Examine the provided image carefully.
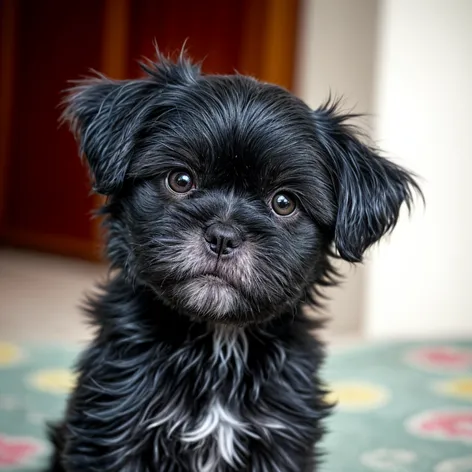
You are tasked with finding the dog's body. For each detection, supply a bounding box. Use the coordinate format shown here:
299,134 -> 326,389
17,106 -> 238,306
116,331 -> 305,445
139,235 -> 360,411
48,278 -> 326,472
48,52 -> 420,471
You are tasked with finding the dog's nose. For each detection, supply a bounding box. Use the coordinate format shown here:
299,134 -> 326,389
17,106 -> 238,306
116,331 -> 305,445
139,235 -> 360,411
204,223 -> 242,256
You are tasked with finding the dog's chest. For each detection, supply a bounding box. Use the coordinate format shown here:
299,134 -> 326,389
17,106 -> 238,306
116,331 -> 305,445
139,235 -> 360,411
179,400 -> 250,471
146,326 -> 285,471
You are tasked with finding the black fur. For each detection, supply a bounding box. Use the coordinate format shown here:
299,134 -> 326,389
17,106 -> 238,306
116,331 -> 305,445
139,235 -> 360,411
48,51 -> 421,471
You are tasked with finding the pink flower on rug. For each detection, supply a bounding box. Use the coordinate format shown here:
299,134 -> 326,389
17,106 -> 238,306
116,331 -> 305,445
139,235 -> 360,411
407,409 -> 472,443
0,434 -> 44,467
405,346 -> 472,372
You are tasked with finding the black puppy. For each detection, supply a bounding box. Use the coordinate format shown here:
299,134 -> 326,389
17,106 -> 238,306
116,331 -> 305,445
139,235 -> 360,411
47,51 -> 420,471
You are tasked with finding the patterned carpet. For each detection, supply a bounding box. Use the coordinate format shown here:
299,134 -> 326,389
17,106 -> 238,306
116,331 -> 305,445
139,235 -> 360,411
0,340 -> 471,471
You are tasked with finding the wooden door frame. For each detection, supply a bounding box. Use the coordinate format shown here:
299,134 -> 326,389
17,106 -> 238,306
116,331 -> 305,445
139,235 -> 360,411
239,0 -> 300,91
0,0 -> 130,261
0,0 -> 16,233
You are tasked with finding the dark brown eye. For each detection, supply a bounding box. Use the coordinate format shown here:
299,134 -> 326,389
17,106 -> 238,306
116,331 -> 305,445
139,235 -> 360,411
272,193 -> 296,216
167,170 -> 194,194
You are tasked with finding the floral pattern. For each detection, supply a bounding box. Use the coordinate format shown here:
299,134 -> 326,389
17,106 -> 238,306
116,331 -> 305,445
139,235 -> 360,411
407,409 -> 472,443
435,378 -> 472,402
435,455 -> 472,472
1,341 -> 472,470
27,368 -> 77,394
406,347 -> 472,373
0,344 -> 23,368
360,448 -> 417,470
0,434 -> 44,468
326,381 -> 390,411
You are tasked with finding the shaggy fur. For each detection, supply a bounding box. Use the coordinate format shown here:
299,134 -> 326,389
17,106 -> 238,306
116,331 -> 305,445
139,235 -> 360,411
47,51 -> 421,471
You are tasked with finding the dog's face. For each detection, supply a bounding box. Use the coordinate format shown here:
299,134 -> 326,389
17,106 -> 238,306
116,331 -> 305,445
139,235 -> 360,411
64,54 -> 419,325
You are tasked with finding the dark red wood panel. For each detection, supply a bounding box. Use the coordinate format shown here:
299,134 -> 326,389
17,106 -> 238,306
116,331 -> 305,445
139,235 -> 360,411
127,0 -> 246,78
4,0 -> 104,240
1,0 -> 299,260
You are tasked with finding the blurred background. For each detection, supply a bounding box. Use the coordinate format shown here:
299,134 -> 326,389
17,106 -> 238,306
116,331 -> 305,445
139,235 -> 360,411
1,2 -> 472,470
0,0 -> 471,344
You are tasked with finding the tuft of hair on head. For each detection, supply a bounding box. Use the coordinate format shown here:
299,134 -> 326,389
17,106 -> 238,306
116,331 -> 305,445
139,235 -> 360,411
139,42 -> 201,86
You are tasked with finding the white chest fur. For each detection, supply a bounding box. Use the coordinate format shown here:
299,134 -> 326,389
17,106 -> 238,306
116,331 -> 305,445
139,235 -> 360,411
184,326 -> 251,471
147,326 -> 282,471
182,400 -> 252,471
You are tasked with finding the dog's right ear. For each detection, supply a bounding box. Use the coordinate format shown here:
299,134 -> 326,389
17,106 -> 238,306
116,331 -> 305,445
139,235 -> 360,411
62,53 -> 200,194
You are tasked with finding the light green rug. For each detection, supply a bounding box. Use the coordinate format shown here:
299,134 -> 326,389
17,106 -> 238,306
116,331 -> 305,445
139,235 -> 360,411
0,340 -> 471,471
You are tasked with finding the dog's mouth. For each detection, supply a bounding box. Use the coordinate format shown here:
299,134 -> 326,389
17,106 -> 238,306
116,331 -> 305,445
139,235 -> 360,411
170,270 -> 243,294
189,271 -> 239,290
198,273 -> 229,283
169,271 -> 250,320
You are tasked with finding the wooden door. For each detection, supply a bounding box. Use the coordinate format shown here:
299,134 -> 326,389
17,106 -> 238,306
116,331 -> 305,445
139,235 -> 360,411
0,0 -> 105,259
0,0 -> 300,261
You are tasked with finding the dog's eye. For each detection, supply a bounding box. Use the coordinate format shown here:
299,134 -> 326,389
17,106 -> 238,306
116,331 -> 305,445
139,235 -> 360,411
167,170 -> 195,194
272,193 -> 297,216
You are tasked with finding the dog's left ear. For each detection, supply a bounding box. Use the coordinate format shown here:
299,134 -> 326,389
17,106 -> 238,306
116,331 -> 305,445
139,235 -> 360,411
313,101 -> 422,263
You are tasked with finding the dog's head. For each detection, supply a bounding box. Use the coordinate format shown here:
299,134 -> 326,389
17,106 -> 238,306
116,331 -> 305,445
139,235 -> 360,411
64,53 -> 420,325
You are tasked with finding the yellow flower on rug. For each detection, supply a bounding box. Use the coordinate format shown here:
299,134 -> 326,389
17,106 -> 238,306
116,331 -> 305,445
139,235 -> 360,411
326,381 -> 390,411
0,342 -> 23,367
435,377 -> 472,401
27,369 -> 77,394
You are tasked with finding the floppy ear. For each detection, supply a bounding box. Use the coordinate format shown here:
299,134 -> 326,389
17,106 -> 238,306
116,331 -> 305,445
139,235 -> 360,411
313,100 -> 422,263
62,53 -> 200,194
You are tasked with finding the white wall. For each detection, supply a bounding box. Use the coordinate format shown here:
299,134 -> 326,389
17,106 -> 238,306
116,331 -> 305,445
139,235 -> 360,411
366,0 -> 472,338
295,0 -> 378,335
296,0 -> 472,339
